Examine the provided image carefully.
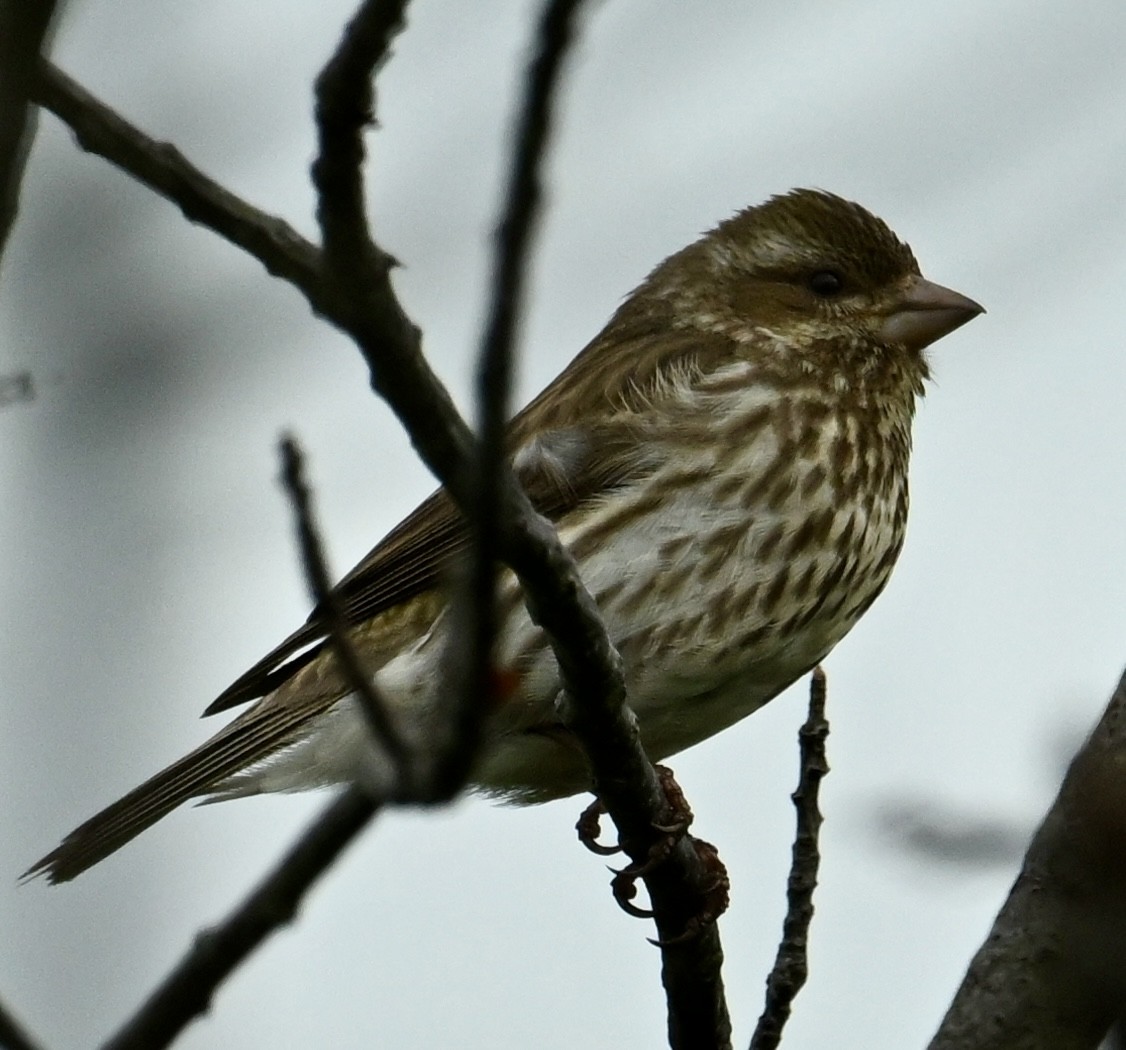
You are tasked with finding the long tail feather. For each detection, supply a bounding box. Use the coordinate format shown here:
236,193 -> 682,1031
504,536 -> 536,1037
23,696 -> 335,884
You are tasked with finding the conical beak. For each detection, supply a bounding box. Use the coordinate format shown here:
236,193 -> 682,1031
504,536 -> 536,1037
878,275 -> 984,351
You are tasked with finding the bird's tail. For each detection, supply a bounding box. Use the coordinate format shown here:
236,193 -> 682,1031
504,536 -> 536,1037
23,695 -> 335,884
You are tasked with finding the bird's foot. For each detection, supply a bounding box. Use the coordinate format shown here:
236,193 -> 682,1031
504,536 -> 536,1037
578,765 -> 729,940
576,796 -> 622,856
648,837 -> 729,946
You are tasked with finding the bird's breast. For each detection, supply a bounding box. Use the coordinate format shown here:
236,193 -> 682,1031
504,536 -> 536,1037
500,396 -> 909,755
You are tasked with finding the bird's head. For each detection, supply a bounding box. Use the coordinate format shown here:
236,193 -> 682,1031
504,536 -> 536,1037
643,188 -> 983,393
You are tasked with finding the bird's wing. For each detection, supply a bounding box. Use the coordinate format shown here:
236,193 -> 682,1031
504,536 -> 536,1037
22,414 -> 660,884
203,486 -> 460,713
26,327 -> 739,883
204,419 -> 656,715
208,321 -> 736,714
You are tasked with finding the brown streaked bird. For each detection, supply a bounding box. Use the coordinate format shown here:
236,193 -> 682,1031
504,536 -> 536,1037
27,189 -> 983,883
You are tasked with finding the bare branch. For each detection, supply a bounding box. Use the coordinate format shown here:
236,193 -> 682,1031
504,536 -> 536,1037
928,666 -> 1126,1050
456,0 -> 588,804
36,9 -> 732,1041
0,0 -> 61,267
279,435 -> 409,784
33,64 -> 324,291
309,1 -> 733,1039
750,667 -> 829,1050
100,787 -> 380,1050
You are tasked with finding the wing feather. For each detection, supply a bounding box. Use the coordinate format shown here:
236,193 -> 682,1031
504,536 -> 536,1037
26,321 -> 741,882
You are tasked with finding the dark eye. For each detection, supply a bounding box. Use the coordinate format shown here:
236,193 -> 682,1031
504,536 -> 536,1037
806,270 -> 845,297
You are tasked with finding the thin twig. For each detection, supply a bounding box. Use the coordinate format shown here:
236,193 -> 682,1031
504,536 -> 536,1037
279,435 -> 409,784
456,0 -> 587,801
0,996 -> 45,1050
34,64 -> 324,291
100,787 -> 379,1050
750,667 -> 830,1050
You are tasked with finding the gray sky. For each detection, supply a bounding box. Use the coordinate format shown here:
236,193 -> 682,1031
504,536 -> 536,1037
3,1 -> 1126,1047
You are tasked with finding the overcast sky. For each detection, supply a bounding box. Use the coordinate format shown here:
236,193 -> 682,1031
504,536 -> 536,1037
3,1 -> 1126,1048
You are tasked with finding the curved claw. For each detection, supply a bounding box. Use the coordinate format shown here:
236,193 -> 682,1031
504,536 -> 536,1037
577,769 -> 728,938
649,917 -> 706,948
611,868 -> 655,918
576,797 -> 623,856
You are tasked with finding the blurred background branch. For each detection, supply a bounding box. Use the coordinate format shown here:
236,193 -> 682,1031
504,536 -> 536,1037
0,371 -> 34,408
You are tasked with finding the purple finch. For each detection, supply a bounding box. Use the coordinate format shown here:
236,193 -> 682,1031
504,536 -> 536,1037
28,189 -> 982,882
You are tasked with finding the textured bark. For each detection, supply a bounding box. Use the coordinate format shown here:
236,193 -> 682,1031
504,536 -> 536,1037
929,668 -> 1126,1050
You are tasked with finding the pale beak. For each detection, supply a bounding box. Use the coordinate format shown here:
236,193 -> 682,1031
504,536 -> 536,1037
878,274 -> 985,351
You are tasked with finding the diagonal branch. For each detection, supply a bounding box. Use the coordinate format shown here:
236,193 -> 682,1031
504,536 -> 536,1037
34,64 -> 323,291
928,665 -> 1126,1050
0,0 -> 62,268
100,787 -> 380,1050
0,995 -> 46,1050
311,0 -> 733,1027
35,3 -> 732,1042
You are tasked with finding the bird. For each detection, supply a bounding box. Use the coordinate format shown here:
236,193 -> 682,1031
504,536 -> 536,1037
26,189 -> 983,883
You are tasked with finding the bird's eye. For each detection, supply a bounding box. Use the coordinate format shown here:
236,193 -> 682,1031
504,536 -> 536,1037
806,270 -> 845,297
